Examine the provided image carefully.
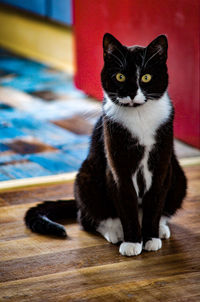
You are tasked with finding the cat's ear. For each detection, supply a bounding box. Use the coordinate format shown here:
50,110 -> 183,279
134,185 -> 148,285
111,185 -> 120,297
144,35 -> 168,66
103,33 -> 123,59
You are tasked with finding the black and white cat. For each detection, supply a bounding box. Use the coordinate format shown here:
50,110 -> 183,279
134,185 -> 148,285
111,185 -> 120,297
25,33 -> 187,256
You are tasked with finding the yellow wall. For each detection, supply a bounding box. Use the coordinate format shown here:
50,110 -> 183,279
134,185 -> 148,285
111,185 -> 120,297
0,5 -> 74,73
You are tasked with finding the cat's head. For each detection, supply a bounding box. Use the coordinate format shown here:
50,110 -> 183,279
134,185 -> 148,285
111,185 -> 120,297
101,33 -> 168,107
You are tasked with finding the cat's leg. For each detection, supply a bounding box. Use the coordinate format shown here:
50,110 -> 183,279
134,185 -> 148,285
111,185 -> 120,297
98,203 -> 143,248
102,121 -> 143,256
142,156 -> 186,250
163,155 -> 187,217
118,207 -> 143,256
96,175 -> 124,244
142,188 -> 168,252
95,174 -> 142,256
141,156 -> 174,251
75,160 -> 123,244
114,180 -> 142,256
139,211 -> 170,240
159,156 -> 187,239
102,162 -> 142,254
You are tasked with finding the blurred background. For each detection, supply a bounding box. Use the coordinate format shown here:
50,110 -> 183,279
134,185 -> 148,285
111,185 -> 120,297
0,0 -> 199,184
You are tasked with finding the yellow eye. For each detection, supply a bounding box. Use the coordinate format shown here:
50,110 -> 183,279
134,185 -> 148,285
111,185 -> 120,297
141,74 -> 152,83
116,73 -> 126,82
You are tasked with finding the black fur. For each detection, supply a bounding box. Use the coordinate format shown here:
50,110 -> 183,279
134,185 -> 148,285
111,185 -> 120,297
25,33 -> 187,253
25,200 -> 77,237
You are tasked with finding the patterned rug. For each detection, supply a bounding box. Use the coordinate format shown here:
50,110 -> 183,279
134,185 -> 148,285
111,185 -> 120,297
0,49 -> 101,182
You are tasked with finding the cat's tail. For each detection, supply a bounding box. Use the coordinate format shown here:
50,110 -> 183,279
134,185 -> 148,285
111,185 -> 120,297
24,199 -> 77,238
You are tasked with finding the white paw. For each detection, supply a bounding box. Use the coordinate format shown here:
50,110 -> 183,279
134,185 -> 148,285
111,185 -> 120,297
119,242 -> 142,256
144,238 -> 162,251
97,218 -> 124,244
159,224 -> 170,239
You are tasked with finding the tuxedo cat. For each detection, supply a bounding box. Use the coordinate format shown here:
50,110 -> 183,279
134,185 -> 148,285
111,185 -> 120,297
25,33 -> 187,256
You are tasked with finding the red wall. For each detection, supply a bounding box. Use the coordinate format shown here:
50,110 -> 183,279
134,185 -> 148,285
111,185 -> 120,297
74,0 -> 200,149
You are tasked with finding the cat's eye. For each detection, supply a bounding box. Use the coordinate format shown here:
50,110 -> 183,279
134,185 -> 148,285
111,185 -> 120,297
141,74 -> 152,83
116,73 -> 126,82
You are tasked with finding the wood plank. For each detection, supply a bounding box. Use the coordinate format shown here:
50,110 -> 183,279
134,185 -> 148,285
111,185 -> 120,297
0,182 -> 74,206
0,268 -> 199,302
0,237 -> 199,283
56,273 -> 200,302
0,226 -> 107,261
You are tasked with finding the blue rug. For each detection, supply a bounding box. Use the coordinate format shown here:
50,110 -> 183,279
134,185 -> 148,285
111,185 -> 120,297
0,50 -> 100,181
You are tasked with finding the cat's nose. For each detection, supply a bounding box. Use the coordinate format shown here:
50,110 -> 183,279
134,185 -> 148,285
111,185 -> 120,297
133,88 -> 146,104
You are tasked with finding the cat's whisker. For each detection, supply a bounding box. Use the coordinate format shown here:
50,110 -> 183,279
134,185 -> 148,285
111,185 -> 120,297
114,45 -> 127,67
83,114 -> 100,122
81,108 -> 100,116
143,48 -> 161,68
109,52 -> 125,68
80,109 -> 101,122
142,47 -> 148,67
146,93 -> 163,98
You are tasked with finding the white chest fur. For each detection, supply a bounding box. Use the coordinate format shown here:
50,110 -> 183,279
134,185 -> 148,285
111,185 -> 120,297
132,144 -> 153,201
103,92 -> 172,198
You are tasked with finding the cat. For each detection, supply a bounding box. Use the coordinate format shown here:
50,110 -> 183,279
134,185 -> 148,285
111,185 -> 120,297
25,33 -> 187,256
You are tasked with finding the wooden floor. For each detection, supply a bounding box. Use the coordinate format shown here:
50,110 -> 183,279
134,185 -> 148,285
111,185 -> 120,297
0,164 -> 200,302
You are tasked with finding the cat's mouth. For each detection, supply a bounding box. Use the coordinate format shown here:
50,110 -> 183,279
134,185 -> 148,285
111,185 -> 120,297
119,102 -> 145,107
116,96 -> 147,107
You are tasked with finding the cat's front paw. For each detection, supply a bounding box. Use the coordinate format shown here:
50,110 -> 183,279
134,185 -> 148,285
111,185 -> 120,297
144,238 -> 162,251
119,242 -> 142,256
